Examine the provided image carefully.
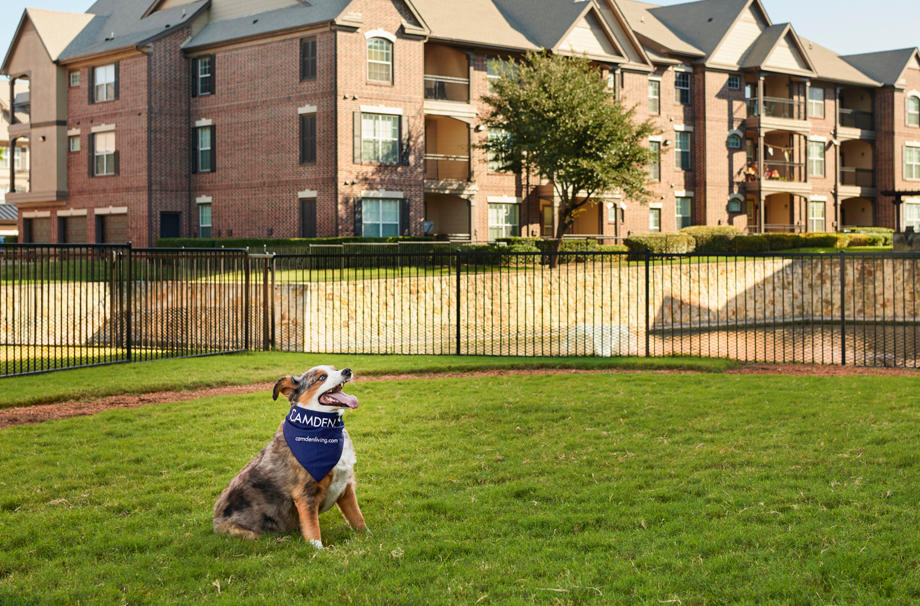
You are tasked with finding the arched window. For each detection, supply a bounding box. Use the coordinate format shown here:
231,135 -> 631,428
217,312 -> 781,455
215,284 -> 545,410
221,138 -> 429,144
727,194 -> 744,214
727,133 -> 742,149
907,95 -> 920,127
367,38 -> 393,83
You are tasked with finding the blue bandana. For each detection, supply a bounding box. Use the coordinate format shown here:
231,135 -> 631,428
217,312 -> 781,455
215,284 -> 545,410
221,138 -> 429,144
282,407 -> 345,482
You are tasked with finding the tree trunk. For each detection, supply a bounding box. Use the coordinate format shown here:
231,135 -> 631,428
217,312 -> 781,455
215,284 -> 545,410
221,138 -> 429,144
549,211 -> 572,269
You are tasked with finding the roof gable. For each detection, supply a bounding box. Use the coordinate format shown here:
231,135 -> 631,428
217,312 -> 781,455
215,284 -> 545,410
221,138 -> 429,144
554,5 -> 626,61
649,0 -> 761,58
709,1 -> 767,66
2,8 -> 94,72
740,23 -> 814,75
842,47 -> 920,86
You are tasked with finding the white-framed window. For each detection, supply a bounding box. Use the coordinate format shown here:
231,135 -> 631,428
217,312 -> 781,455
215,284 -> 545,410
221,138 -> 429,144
93,132 -> 115,176
675,71 -> 691,105
69,136 -> 80,152
727,74 -> 741,90
907,95 -> 920,127
808,200 -> 826,232
94,64 -> 115,102
367,38 -> 393,83
649,140 -> 661,181
196,126 -> 214,173
488,128 -> 510,172
905,201 -> 920,231
808,141 -> 826,177
196,56 -> 213,96
808,86 -> 825,119
361,113 -> 400,165
905,145 -> 920,180
649,208 -> 661,232
488,203 -> 519,241
14,146 -> 29,171
487,58 -> 515,91
69,70 -> 80,87
362,198 -> 399,237
606,71 -> 617,97
675,131 -> 692,171
727,195 -> 744,214
675,197 -> 692,229
198,202 -> 212,238
727,133 -> 742,149
648,79 -> 660,115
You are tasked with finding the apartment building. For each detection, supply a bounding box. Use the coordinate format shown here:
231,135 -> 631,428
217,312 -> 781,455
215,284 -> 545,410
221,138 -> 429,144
2,0 -> 919,244
0,84 -> 29,239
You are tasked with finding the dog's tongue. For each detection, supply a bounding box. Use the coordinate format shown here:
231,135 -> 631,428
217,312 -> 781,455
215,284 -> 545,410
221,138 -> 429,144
326,390 -> 359,409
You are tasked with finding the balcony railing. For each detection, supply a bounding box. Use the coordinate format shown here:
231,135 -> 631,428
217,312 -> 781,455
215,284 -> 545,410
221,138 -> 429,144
839,108 -> 874,130
840,167 -> 875,187
424,153 -> 471,181
762,160 -> 805,183
747,96 -> 806,120
424,75 -> 470,103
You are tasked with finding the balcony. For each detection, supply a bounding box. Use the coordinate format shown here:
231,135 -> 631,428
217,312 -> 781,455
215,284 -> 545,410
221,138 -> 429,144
425,153 -> 470,181
424,75 -> 470,103
424,115 -> 473,195
839,108 -> 874,131
762,160 -> 805,183
838,87 -> 875,138
747,96 -> 806,121
424,44 -> 470,104
840,167 -> 875,188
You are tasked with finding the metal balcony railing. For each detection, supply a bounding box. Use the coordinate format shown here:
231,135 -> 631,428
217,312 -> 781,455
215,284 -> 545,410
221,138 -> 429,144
424,75 -> 470,103
840,167 -> 875,187
747,96 -> 806,120
839,108 -> 875,130
762,160 -> 805,183
424,153 -> 471,181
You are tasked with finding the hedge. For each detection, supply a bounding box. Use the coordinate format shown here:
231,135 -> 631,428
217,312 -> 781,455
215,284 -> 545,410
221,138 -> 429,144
624,234 -> 696,256
156,236 -> 442,251
679,226 -> 743,253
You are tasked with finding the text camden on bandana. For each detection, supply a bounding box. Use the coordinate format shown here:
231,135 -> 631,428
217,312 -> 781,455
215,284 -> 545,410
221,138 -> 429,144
283,407 -> 345,482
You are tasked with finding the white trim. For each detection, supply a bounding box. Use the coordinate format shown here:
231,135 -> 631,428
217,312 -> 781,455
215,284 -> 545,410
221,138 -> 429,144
195,195 -> 212,204
673,65 -> 692,73
729,193 -> 744,201
808,135 -> 828,143
360,105 -> 403,116
674,190 -> 695,197
907,90 -> 920,98
298,104 -> 317,115
194,118 -> 213,128
648,75 -> 662,81
57,209 -> 87,217
361,190 -> 403,199
94,206 -> 127,215
67,128 -> 80,136
903,196 -> 920,204
22,211 -> 51,218
619,202 -> 627,211
727,128 -> 743,138
487,196 -> 521,204
90,123 -> 116,133
674,124 -> 694,132
907,141 -> 920,148
364,29 -> 396,43
649,202 -> 663,209
809,195 -> 828,202
649,135 -> 663,142
298,189 -> 318,199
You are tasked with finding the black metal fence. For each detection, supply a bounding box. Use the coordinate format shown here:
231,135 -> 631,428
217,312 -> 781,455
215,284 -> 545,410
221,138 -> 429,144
2,244 -> 919,377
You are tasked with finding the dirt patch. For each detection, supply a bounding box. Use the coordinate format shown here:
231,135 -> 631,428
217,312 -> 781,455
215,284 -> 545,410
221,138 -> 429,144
1,365 -> 916,430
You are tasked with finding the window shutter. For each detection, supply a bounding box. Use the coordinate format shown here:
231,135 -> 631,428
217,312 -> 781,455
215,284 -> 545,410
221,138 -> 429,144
400,116 -> 410,165
191,128 -> 198,173
300,115 -> 316,164
88,134 -> 95,177
114,61 -> 120,100
190,58 -> 198,98
208,54 -> 216,94
399,198 -> 410,236
300,38 -> 316,81
353,112 -> 362,164
299,116 -> 306,164
353,199 -> 363,236
209,126 -> 216,172
88,67 -> 95,104
114,150 -> 119,175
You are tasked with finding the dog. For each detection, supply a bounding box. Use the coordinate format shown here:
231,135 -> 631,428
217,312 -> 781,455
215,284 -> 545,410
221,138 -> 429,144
213,365 -> 367,549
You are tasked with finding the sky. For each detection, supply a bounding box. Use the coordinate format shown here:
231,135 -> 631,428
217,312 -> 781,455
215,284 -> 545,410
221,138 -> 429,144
0,0 -> 917,68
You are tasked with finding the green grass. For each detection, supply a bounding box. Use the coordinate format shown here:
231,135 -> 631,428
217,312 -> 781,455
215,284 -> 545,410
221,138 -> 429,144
1,373 -> 919,604
783,246 -> 892,254
0,352 -> 736,409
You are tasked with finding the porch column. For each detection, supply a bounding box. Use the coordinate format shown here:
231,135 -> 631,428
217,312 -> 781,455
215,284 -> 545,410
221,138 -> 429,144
758,130 -> 765,233
8,137 -> 15,194
757,74 -> 765,117
803,79 -> 810,120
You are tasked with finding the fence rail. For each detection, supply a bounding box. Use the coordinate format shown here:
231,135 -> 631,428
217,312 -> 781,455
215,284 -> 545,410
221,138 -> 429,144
2,244 -> 919,377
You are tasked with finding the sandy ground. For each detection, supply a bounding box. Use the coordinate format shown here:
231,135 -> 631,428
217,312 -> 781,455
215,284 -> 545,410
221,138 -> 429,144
1,364 -> 917,430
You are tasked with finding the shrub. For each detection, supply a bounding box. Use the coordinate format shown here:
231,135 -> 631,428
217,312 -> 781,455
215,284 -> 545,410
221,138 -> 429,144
846,233 -> 887,247
598,244 -> 628,253
680,225 -> 742,254
844,227 -> 893,246
730,235 -> 771,253
624,234 -> 696,257
802,233 -> 846,248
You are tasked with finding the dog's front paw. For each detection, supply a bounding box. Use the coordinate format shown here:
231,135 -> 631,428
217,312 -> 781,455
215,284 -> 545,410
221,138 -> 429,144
309,539 -> 324,550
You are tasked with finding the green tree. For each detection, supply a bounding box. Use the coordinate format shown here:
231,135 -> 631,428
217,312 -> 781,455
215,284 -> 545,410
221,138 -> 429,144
481,52 -> 654,261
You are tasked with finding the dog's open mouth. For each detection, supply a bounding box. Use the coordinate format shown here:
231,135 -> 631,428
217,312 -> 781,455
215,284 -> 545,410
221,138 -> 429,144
318,383 -> 359,409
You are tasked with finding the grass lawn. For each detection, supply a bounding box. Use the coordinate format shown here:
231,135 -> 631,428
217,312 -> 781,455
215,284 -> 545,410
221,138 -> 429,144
0,352 -> 736,409
1,372 -> 919,604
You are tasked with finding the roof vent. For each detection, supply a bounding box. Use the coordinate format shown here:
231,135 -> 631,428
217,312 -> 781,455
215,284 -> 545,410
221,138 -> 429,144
707,17 -> 713,23
253,18 -> 259,24
105,32 -> 115,41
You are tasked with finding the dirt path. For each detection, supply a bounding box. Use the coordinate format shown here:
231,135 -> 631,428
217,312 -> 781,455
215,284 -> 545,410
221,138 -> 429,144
1,365 -> 917,429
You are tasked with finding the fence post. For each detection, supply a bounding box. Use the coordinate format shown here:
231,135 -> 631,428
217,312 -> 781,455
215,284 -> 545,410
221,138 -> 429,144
645,251 -> 651,358
125,242 -> 133,362
244,249 -> 251,351
262,256 -> 270,351
455,250 -> 462,356
840,250 -> 846,366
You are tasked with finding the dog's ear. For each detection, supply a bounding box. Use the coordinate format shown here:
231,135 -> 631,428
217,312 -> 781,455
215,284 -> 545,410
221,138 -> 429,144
272,376 -> 301,401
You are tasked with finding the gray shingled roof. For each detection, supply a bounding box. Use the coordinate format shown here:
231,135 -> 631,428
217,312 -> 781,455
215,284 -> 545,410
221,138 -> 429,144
617,0 -> 704,58
802,38 -> 880,87
412,0 -> 538,50
58,0 -> 209,60
184,1 -> 350,50
491,0 -> 590,50
0,203 -> 18,222
739,23 -> 788,69
646,0 -> 751,57
842,48 -> 920,86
